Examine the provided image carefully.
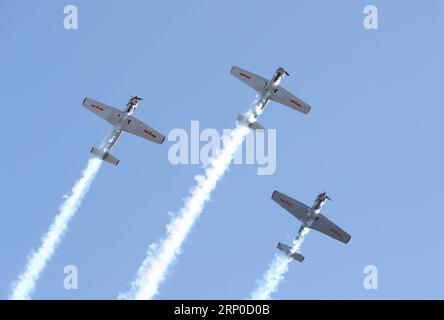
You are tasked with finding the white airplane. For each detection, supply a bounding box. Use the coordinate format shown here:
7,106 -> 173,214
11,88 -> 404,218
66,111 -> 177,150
272,191 -> 351,262
82,96 -> 165,165
231,66 -> 311,130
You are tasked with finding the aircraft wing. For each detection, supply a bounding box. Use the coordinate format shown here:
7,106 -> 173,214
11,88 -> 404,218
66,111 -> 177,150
270,86 -> 311,114
231,66 -> 268,92
272,190 -> 311,221
82,97 -> 123,126
121,115 -> 165,145
310,214 -> 351,244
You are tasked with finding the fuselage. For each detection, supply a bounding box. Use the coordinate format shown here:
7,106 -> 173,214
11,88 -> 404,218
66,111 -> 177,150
252,68 -> 287,119
103,98 -> 139,154
300,194 -> 327,228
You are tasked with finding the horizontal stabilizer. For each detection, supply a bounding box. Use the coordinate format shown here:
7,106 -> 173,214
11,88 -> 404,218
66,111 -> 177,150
90,147 -> 119,166
236,114 -> 264,131
277,242 -> 305,262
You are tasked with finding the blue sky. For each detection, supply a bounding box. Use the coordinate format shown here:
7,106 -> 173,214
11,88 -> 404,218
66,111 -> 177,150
1,0 -> 444,299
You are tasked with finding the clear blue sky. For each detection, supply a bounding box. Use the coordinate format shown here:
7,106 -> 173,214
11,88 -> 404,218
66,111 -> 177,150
1,0 -> 443,299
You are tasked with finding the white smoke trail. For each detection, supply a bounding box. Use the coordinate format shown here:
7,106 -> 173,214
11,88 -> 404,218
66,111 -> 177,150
120,119 -> 252,300
9,158 -> 102,300
250,228 -> 310,300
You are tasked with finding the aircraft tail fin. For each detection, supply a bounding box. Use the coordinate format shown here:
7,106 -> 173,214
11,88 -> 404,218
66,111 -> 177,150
277,242 -> 305,262
236,114 -> 264,131
90,147 -> 119,166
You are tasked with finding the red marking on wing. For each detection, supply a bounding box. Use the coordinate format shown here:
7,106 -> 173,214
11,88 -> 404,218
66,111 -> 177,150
330,228 -> 342,237
239,72 -> 251,80
280,198 -> 293,207
144,130 -> 157,139
91,104 -> 104,111
290,99 -> 302,107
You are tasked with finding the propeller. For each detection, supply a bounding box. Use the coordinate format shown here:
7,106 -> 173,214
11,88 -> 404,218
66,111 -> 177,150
279,66 -> 290,76
130,95 -> 144,101
319,192 -> 332,201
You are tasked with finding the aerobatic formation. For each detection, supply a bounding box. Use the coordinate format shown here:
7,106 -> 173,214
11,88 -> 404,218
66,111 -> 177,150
11,66 -> 350,300
232,66 -> 350,262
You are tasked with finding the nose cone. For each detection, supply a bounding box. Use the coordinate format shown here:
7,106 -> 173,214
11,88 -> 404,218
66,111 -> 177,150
277,67 -> 289,76
130,96 -> 144,103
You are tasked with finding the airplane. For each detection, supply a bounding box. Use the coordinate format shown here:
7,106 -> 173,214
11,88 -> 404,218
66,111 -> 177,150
272,190 -> 351,262
231,66 -> 312,130
82,96 -> 165,165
